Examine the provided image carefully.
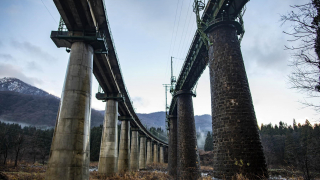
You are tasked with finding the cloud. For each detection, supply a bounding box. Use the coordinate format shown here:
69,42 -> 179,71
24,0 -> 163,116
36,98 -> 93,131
26,61 -> 42,72
0,54 -> 15,61
5,4 -> 21,16
11,40 -> 56,62
132,96 -> 149,108
0,63 -> 43,85
244,36 -> 289,70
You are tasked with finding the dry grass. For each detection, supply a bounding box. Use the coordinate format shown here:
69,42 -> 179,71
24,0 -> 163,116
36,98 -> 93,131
145,163 -> 168,171
90,161 -> 99,167
200,166 -> 213,171
3,161 -> 318,180
90,170 -> 171,180
89,162 -> 171,180
0,160 -> 46,180
4,172 -> 45,180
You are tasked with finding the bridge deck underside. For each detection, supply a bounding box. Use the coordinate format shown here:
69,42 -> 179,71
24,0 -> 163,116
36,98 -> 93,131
53,0 -> 167,145
169,0 -> 248,115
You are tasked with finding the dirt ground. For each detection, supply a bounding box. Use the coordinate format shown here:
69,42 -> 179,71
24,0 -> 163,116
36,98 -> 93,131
1,160 -> 318,180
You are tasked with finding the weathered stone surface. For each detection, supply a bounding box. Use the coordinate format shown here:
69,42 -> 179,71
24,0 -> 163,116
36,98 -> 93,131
168,115 -> 178,177
176,91 -> 200,180
146,139 -> 153,165
130,130 -> 139,171
139,135 -> 146,169
118,120 -> 130,172
45,42 -> 93,180
164,146 -> 168,163
153,143 -> 158,163
98,100 -> 118,176
208,24 -> 268,179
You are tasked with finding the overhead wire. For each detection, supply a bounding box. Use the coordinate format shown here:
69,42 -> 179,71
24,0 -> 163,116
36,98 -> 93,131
165,0 -> 182,83
40,0 -> 58,25
178,1 -> 197,59
167,0 -> 200,84
176,0 -> 193,62
172,0 -> 201,79
181,23 -> 198,61
171,0 -> 185,58
172,0 -> 194,80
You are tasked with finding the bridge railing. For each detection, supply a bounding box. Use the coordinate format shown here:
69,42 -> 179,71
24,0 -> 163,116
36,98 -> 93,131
100,0 -> 168,144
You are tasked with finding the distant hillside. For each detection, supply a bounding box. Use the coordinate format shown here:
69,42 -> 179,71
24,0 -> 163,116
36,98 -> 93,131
0,91 -> 58,126
0,77 -> 50,96
137,111 -> 166,129
99,110 -> 212,132
0,77 -> 212,132
0,91 -> 104,127
0,77 -> 104,128
137,112 -> 212,132
194,114 -> 212,132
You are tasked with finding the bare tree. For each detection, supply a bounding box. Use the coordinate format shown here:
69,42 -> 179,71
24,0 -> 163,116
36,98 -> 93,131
0,127 -> 10,165
13,133 -> 25,168
281,1 -> 320,112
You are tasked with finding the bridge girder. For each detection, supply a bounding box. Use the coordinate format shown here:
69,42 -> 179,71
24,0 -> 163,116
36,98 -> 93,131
52,0 -> 168,145
169,0 -> 248,115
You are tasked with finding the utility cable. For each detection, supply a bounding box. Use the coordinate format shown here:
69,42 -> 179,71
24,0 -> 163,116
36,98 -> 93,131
166,0 -> 181,82
171,0 -> 185,58
176,0 -> 193,61
170,0 -> 186,80
41,0 -> 58,25
179,1 -> 197,59
181,24 -> 197,60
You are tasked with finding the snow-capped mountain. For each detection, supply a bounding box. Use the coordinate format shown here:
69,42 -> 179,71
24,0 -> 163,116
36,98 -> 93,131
0,77 -> 104,127
0,77 -> 49,96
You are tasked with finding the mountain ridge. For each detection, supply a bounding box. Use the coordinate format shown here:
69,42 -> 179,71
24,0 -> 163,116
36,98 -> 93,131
0,77 -> 212,132
0,77 -> 51,97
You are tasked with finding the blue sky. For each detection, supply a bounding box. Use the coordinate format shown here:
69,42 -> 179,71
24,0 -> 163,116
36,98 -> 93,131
0,0 -> 318,126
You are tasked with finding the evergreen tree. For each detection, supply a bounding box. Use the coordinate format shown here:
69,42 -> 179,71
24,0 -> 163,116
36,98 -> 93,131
284,130 -> 297,165
90,125 -> 102,161
204,131 -> 213,151
293,119 -> 298,132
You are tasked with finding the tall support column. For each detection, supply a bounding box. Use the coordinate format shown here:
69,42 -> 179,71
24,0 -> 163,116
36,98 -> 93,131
175,90 -> 200,180
153,142 -> 158,163
45,42 -> 93,180
139,135 -> 147,170
160,145 -> 164,163
98,100 -> 118,176
117,119 -> 130,172
207,24 -> 268,179
129,129 -> 139,171
146,139 -> 153,165
164,146 -> 168,163
168,115 -> 178,177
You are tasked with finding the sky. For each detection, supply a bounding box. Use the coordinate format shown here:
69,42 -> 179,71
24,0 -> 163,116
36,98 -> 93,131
0,0 -> 318,127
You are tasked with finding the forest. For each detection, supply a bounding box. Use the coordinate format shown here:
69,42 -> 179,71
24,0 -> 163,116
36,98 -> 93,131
0,121 -> 168,166
202,120 -> 320,179
1,120 -> 320,179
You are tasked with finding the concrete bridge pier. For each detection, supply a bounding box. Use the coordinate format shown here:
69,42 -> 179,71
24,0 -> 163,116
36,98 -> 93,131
97,99 -> 119,176
139,135 -> 147,170
168,115 -> 178,177
153,142 -> 158,163
146,139 -> 153,165
45,42 -> 93,180
175,90 -> 200,180
117,117 -> 131,172
206,23 -> 268,179
159,145 -> 164,163
129,129 -> 139,171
